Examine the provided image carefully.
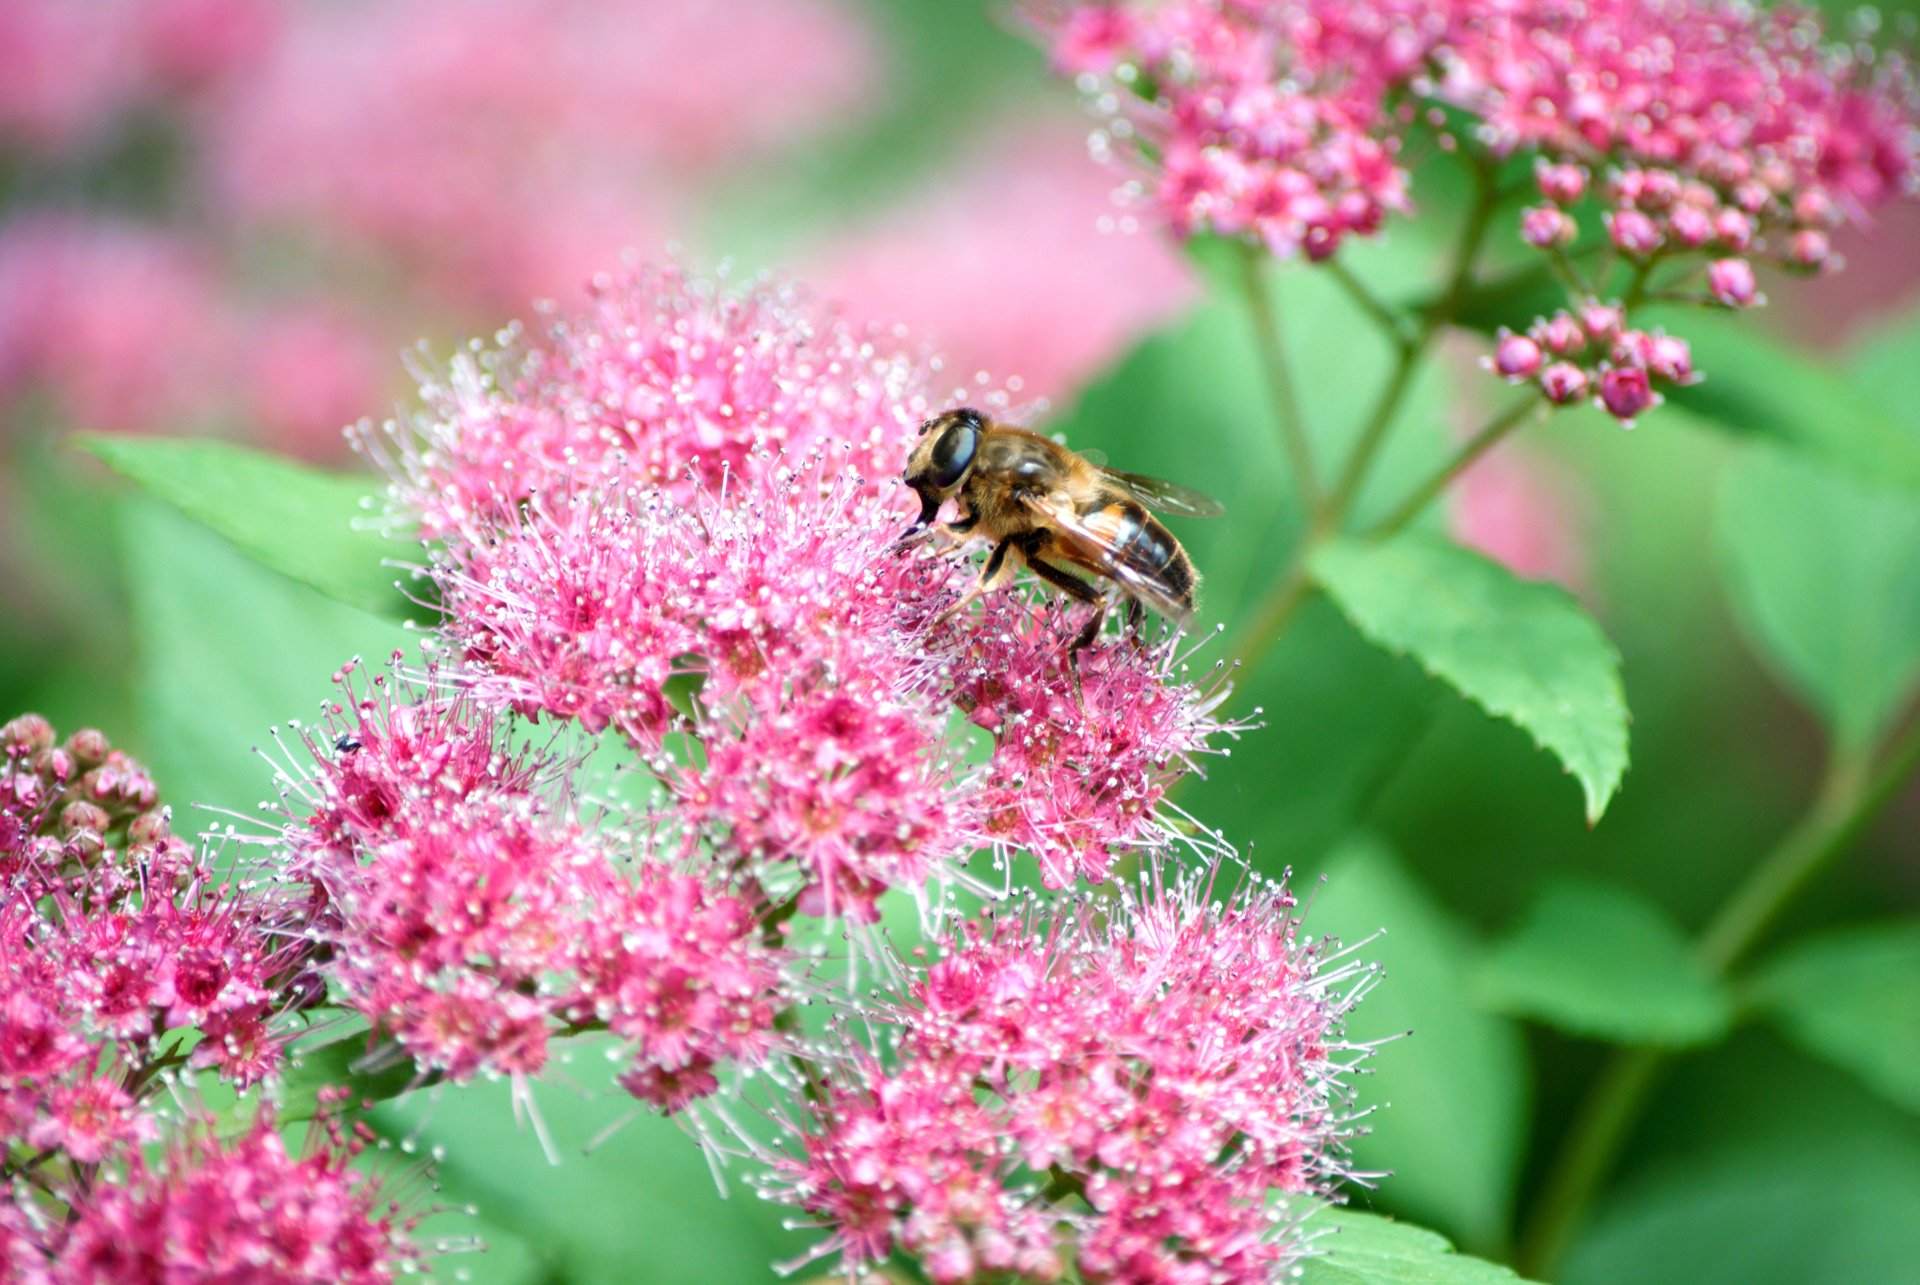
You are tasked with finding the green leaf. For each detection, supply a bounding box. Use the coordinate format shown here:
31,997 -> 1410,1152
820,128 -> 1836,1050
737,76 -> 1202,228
1562,1133 -> 1920,1285
278,1031 -> 435,1122
79,434 -> 418,621
1474,880 -> 1732,1046
117,497 -> 409,810
374,1051 -> 804,1284
1717,445 -> 1920,752
1306,839 -> 1530,1254
1286,1203 -> 1544,1285
1749,922 -> 1920,1117
1311,533 -> 1630,823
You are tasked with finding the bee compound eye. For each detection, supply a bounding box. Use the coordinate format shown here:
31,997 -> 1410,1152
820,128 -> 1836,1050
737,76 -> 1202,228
928,420 -> 979,489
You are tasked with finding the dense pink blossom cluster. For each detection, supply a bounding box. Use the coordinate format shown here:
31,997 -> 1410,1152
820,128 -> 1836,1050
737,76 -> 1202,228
43,1108 -> 417,1283
765,869 -> 1364,1283
0,715 -> 299,1120
1032,0 -> 1918,419
370,267 -> 1244,923
0,714 -> 422,1276
954,598 -> 1235,888
281,664 -> 788,1109
1034,0 -> 1423,260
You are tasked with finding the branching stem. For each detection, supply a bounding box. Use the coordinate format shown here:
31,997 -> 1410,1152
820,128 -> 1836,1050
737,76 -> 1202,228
1236,242 -> 1319,506
1517,717 -> 1920,1278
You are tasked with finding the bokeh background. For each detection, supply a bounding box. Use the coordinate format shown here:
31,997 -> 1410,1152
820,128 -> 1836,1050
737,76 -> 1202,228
5,2 -> 1920,1282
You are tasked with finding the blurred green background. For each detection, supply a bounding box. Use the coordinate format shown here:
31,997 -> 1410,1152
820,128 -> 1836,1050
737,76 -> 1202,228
7,1 -> 1920,1282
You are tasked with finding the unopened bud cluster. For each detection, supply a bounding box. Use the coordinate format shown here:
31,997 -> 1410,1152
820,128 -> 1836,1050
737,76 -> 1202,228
1,716 -> 417,1278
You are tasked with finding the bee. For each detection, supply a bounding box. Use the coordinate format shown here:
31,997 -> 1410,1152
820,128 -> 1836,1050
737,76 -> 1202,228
901,407 -> 1223,652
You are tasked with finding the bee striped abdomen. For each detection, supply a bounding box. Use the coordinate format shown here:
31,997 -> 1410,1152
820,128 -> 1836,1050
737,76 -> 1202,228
1082,494 -> 1197,615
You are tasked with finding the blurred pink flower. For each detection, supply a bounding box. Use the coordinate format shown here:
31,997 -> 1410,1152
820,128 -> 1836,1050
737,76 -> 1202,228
0,216 -> 228,436
809,119 -> 1195,400
133,0 -> 283,98
211,0 -> 879,316
53,1109 -> 419,1282
238,300 -> 391,460
0,0 -> 276,151
1449,443 -> 1588,591
0,0 -> 143,152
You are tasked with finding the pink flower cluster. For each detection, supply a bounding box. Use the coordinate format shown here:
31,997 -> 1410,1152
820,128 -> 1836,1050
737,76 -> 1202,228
1037,0 -> 1914,262
0,714 -> 420,1276
369,267 -> 1244,922
1035,0 -> 1424,259
1485,299 -> 1696,426
954,599 -> 1235,888
0,215 -> 386,454
279,664 -> 788,1111
0,0 -> 882,455
1,715 -> 299,1123
765,869 -> 1365,1283
0,0 -> 275,153
1034,0 -> 1918,419
209,0 -> 877,317
31,1107 -> 417,1283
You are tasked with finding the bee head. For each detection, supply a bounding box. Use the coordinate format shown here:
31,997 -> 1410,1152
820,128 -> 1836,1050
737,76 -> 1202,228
902,407 -> 983,529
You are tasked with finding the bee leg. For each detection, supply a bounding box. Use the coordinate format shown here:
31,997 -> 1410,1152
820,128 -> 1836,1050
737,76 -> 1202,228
1064,601 -> 1108,708
1124,597 -> 1146,642
933,538 -> 1022,628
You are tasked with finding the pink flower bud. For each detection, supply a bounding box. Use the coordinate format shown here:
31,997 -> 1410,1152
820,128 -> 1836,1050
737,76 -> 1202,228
1491,331 -> 1545,380
32,747 -> 74,783
65,728 -> 110,765
1599,366 -> 1656,422
1789,228 -> 1833,270
1639,169 -> 1681,210
1607,209 -> 1662,256
1536,161 -> 1588,204
1793,189 -> 1839,227
1646,334 -> 1696,383
1540,361 -> 1590,404
1668,204 -> 1713,248
1581,300 -> 1625,344
1734,179 -> 1771,213
1713,207 -> 1755,251
1612,168 -> 1648,204
1521,205 -> 1576,248
2,713 -> 54,754
1612,330 -> 1655,369
1535,312 -> 1587,356
1708,258 -> 1762,307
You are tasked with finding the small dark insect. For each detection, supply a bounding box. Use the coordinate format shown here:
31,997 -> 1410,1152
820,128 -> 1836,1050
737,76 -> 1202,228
334,734 -> 362,754
901,406 -> 1222,654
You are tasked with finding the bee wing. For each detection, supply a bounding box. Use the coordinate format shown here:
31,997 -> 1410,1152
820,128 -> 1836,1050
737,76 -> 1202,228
1019,492 -> 1193,622
1097,469 -> 1226,519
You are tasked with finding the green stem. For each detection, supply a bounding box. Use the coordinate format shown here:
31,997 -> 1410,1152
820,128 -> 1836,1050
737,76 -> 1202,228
1236,243 -> 1318,505
1326,258 -> 1414,349
1367,396 -> 1544,542
1228,159 -> 1507,693
1516,720 -> 1920,1278
1318,162 -> 1502,529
